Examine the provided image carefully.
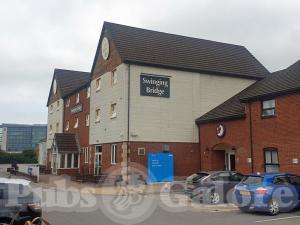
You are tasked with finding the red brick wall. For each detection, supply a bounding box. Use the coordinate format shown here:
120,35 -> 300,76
199,92 -> 300,175
250,93 -> 300,174
199,117 -> 252,175
64,87 -> 90,175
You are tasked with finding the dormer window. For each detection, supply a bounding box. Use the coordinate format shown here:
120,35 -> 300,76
49,125 -> 53,134
50,105 -> 53,114
56,122 -> 59,132
76,93 -> 80,104
74,117 -> 79,128
96,78 -> 101,91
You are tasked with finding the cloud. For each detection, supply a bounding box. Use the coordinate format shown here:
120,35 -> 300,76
0,0 -> 299,123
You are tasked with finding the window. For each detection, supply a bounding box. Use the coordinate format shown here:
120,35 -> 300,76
56,100 -> 60,110
289,176 -> 300,185
111,144 -> 117,164
66,98 -> 70,107
262,99 -> 275,117
96,78 -> 101,91
265,148 -> 279,172
56,123 -> 59,132
86,114 -> 90,126
74,117 -> 79,128
65,121 -> 69,131
73,154 -> 79,168
49,125 -> 53,134
95,109 -> 100,122
67,154 -> 72,168
87,86 -> 91,98
60,154 -> 65,168
83,147 -> 89,163
111,70 -> 117,86
138,148 -> 146,156
110,103 -> 117,118
273,176 -> 290,185
76,93 -> 80,104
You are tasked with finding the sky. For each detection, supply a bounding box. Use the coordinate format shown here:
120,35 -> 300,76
0,0 -> 300,124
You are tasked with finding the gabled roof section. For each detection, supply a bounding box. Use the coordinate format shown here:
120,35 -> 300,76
47,69 -> 90,106
196,83 -> 257,124
92,21 -> 269,79
53,133 -> 79,153
239,61 -> 300,102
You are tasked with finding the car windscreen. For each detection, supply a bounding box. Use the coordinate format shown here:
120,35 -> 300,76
192,173 -> 209,182
241,176 -> 263,185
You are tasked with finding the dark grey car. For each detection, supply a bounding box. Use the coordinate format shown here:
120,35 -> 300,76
190,171 -> 244,204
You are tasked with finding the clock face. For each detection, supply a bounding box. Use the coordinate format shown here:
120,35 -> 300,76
101,37 -> 110,60
217,124 -> 226,138
53,79 -> 57,94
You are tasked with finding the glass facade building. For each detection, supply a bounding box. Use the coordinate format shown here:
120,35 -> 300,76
1,124 -> 47,152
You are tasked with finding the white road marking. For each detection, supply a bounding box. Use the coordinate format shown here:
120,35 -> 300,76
255,215 -> 300,223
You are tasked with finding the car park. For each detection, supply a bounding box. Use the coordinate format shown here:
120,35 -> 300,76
0,178 -> 42,225
233,173 -> 300,215
189,171 -> 244,204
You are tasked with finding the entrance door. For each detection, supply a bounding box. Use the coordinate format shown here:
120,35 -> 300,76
225,152 -> 236,171
94,145 -> 102,176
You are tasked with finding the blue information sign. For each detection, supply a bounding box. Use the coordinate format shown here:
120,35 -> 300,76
147,153 -> 174,183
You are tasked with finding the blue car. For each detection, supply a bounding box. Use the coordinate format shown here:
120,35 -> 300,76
233,173 -> 300,215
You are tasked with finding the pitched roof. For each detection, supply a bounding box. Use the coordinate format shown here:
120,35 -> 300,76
54,133 -> 79,153
239,61 -> 300,102
47,69 -> 90,106
94,22 -> 269,79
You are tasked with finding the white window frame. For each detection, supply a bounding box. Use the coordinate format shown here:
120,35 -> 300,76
76,93 -> 80,104
96,78 -> 102,91
84,147 -> 89,164
59,153 -> 79,169
110,103 -> 117,119
87,86 -> 91,98
65,121 -> 69,131
74,117 -> 79,128
95,108 -> 101,122
86,114 -> 90,126
111,144 -> 117,164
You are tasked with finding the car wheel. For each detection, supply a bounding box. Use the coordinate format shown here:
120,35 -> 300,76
238,206 -> 250,213
268,199 -> 280,216
210,192 -> 221,204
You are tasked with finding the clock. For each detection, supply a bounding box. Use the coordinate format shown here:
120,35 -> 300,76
101,37 -> 110,60
217,124 -> 226,138
53,79 -> 57,94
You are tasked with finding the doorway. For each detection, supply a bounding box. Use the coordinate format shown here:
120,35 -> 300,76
225,151 -> 236,171
94,145 -> 102,176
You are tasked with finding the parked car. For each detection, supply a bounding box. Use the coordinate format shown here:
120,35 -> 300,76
190,171 -> 244,204
0,178 -> 42,225
233,173 -> 300,215
185,171 -> 210,197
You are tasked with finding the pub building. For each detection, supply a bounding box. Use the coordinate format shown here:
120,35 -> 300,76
46,69 -> 91,175
197,60 -> 300,175
88,22 -> 268,178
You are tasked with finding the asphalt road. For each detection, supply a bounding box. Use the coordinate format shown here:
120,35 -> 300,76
42,194 -> 300,225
